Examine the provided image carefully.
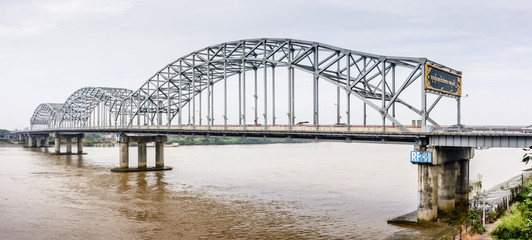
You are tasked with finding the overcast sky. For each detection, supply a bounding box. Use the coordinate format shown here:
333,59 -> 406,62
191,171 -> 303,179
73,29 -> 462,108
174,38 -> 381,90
1,0 -> 531,130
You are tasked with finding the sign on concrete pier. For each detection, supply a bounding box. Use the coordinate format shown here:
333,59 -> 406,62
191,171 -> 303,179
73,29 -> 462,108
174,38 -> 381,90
410,151 -> 432,163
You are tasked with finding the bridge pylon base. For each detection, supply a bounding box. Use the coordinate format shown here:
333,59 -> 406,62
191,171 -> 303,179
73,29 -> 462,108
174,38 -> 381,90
25,134 -> 50,148
111,166 -> 173,172
114,134 -> 171,172
50,152 -> 88,156
414,146 -> 474,222
53,133 -> 85,155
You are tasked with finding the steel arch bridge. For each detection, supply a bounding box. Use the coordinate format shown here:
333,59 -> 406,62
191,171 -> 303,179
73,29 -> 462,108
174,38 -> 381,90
30,38 -> 462,133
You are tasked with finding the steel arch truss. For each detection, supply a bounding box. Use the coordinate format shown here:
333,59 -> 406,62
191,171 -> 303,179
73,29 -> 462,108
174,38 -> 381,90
30,38 -> 461,132
48,87 -> 133,128
130,38 -> 460,131
30,103 -> 63,129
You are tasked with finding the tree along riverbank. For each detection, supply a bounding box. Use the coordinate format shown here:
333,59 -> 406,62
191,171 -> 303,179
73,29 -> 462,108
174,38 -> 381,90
12,133 -> 306,147
165,136 -> 304,146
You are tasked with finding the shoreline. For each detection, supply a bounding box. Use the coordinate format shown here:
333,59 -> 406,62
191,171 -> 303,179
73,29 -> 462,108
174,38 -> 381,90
386,170 -> 532,239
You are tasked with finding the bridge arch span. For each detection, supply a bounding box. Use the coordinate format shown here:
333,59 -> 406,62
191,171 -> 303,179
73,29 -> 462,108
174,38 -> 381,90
130,38 -> 460,130
30,103 -> 63,129
49,87 -> 133,128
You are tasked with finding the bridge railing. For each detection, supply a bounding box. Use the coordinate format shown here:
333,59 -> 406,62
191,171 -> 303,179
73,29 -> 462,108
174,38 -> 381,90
433,125 -> 528,134
31,125 -> 423,134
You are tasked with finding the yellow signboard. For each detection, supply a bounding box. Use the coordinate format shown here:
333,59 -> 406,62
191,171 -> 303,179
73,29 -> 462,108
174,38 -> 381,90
425,63 -> 461,97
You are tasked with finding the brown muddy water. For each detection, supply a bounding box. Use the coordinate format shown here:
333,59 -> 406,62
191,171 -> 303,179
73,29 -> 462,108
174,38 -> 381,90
0,142 -> 527,239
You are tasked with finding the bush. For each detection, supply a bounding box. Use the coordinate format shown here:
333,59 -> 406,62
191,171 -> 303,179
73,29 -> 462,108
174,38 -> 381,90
468,209 -> 486,234
491,208 -> 527,239
491,191 -> 532,239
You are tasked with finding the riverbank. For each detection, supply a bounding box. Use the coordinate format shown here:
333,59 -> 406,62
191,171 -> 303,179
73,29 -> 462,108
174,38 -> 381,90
386,170 -> 532,239
482,172 -> 532,239
12,135 -> 305,147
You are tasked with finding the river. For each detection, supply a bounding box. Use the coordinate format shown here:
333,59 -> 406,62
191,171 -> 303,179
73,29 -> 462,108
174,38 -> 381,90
0,142 -> 527,239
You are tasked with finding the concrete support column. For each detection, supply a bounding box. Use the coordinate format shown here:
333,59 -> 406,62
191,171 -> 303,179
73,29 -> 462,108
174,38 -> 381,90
77,135 -> 83,154
455,159 -> 470,203
155,141 -> 164,167
138,141 -> 147,168
36,136 -> 42,148
44,135 -> 49,148
28,136 -> 34,148
112,134 -> 171,172
66,137 -> 72,154
119,141 -> 129,168
438,161 -> 457,212
416,146 -> 474,221
55,135 -> 61,154
418,164 -> 439,221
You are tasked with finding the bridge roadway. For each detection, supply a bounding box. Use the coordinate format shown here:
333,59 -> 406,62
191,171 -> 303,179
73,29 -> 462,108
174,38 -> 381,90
22,125 -> 532,148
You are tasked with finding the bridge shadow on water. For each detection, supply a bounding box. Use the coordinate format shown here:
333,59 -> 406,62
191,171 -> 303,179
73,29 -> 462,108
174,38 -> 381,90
115,171 -> 170,222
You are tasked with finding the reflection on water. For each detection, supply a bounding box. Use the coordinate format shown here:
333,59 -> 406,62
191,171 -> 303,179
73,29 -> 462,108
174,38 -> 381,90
0,142 -> 528,239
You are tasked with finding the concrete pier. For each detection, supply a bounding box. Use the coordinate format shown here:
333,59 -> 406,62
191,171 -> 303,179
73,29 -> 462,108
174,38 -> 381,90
53,133 -> 85,155
55,137 -> 60,154
66,137 -> 72,154
438,161 -> 458,211
112,134 -> 172,172
415,146 -> 474,221
77,137 -> 83,154
138,142 -> 147,168
25,134 -> 50,148
418,164 -> 439,221
155,142 -> 164,167
119,141 -> 129,168
455,160 -> 470,203
36,137 -> 42,148
28,135 -> 35,148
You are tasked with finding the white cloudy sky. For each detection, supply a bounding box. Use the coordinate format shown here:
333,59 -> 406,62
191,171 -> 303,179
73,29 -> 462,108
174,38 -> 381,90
0,0 -> 531,130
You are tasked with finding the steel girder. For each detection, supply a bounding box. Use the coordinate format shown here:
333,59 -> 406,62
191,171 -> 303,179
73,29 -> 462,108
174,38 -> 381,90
129,38 -> 461,131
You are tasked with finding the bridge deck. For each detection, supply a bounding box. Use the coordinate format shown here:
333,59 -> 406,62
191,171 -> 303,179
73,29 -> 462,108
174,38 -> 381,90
20,125 -> 532,148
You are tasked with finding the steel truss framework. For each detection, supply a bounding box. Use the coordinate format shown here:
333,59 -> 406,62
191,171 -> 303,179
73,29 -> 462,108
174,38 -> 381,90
30,38 -> 461,132
31,87 -> 133,129
30,103 -> 63,127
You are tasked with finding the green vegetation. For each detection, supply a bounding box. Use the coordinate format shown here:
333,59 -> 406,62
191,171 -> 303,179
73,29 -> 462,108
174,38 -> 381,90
490,178 -> 532,239
0,129 -> 10,139
83,133 -> 115,147
469,174 -> 483,193
522,146 -> 532,164
489,210 -> 497,220
439,174 -> 487,236
439,202 -> 486,235
83,134 -> 303,147
468,209 -> 486,234
166,136 -> 302,146
439,202 -> 470,225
